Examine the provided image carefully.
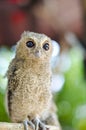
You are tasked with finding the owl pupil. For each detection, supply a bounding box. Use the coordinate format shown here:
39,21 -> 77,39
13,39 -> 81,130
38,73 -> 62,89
26,41 -> 35,48
43,43 -> 49,51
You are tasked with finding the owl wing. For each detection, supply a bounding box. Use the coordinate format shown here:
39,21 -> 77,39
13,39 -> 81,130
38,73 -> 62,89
7,59 -> 19,90
6,59 -> 19,114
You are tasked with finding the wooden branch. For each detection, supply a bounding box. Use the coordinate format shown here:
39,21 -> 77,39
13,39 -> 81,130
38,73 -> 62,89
0,122 -> 60,130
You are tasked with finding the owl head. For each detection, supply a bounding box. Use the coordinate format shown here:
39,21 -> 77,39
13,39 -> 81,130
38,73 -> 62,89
16,31 -> 53,61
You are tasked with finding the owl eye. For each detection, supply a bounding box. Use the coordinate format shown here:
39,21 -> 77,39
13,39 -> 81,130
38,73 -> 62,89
26,41 -> 35,48
43,43 -> 49,51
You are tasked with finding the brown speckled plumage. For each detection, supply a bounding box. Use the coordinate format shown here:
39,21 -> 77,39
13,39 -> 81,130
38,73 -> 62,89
7,31 -> 53,123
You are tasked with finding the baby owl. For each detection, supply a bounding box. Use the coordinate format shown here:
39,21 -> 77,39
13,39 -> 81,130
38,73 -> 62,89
6,31 -> 59,130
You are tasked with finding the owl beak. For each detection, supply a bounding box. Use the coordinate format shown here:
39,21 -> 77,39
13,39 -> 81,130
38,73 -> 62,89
35,50 -> 41,58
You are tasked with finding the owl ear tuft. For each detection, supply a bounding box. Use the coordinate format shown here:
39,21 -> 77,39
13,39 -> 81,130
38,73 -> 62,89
51,40 -> 60,57
21,31 -> 30,38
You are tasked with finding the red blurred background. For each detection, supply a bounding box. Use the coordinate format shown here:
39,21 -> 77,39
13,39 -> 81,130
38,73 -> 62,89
0,0 -> 85,46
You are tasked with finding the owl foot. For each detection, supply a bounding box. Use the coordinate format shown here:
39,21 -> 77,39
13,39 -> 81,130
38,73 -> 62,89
33,118 -> 47,130
23,119 -> 35,130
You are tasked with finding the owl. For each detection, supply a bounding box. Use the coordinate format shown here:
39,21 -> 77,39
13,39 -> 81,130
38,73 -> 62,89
6,31 -> 61,130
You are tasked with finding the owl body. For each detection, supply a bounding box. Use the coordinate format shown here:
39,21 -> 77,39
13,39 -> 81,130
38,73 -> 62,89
7,31 -> 52,122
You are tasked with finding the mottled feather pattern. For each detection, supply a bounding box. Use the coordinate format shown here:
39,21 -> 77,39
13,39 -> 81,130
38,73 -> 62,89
6,31 -> 61,129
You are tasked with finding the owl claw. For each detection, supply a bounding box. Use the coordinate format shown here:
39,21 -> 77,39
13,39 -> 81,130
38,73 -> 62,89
33,118 -> 47,130
23,119 -> 35,130
23,118 -> 47,130
39,121 -> 47,130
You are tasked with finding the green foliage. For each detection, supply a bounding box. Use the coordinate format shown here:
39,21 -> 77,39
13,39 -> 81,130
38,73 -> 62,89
0,46 -> 14,122
55,48 -> 86,130
0,89 -> 10,122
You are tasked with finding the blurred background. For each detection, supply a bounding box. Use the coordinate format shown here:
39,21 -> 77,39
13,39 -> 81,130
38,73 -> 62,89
0,0 -> 86,130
